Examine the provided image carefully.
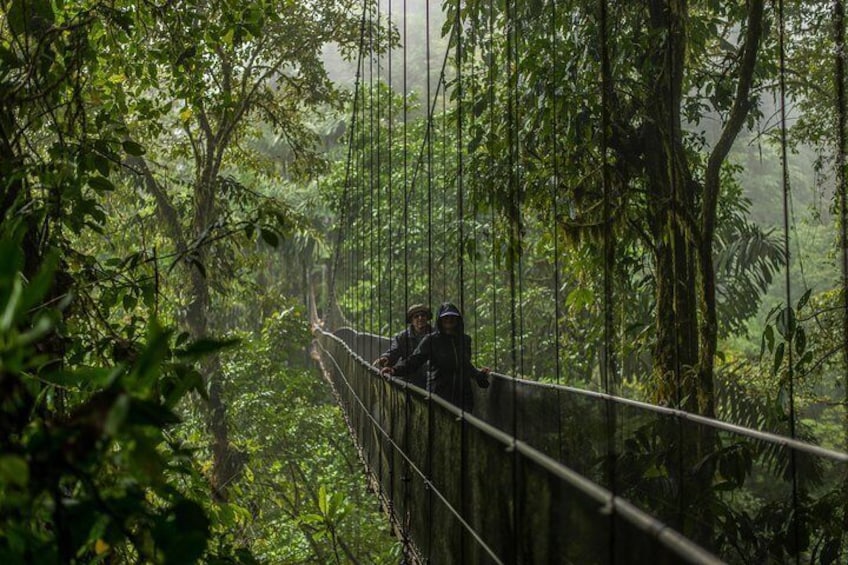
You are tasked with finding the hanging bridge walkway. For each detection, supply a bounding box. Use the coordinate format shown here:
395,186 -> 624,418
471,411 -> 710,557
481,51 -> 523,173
321,0 -> 848,562
312,326 -> 848,564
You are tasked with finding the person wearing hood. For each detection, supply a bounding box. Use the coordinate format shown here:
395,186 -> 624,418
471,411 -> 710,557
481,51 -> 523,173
373,304 -> 433,388
381,302 -> 490,412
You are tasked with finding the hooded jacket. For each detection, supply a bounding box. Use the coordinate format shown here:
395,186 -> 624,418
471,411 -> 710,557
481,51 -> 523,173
380,322 -> 432,388
392,302 -> 488,411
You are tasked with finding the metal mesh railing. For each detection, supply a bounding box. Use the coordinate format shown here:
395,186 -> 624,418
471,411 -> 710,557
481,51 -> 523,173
334,327 -> 848,563
316,328 -> 721,564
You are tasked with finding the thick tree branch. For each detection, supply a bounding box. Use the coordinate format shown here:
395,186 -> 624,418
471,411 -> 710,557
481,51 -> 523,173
123,155 -> 188,257
702,0 -> 765,243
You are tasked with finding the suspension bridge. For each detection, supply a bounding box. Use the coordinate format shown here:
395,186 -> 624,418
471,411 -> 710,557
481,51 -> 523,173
314,0 -> 848,562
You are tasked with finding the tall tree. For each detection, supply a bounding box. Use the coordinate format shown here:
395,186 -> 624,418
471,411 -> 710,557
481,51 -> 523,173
454,0 -> 773,415
111,0 -> 373,498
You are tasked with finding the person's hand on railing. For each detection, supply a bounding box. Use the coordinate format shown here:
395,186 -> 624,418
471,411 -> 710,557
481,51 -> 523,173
380,366 -> 394,380
476,367 -> 491,389
373,356 -> 388,367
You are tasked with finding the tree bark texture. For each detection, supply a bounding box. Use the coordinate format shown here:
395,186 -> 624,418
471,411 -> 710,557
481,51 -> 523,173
644,0 -> 700,412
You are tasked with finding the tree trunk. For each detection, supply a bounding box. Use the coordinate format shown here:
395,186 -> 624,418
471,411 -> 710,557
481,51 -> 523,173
190,163 -> 240,500
644,0 -> 700,411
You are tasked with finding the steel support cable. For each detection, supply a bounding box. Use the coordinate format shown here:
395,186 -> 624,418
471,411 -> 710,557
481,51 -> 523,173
375,0 -> 392,519
386,0 -> 397,534
488,0 -> 499,371
315,339 -> 505,565
371,0 -> 385,492
469,6 -> 480,360
376,2 -> 383,338
777,0 -> 801,560
401,27 -> 455,223
441,75 -> 448,301
332,2 -> 370,326
426,0 -> 434,312
387,0 -> 394,338
550,0 -> 565,463
453,5 -> 469,560
504,1 -> 520,561
834,7 -> 848,554
368,0 -> 376,340
599,0 -> 619,559
360,41 -> 369,332
833,0 -> 848,480
424,5 -> 435,559
366,0 -> 376,483
479,367 -> 848,462
401,0 -> 413,554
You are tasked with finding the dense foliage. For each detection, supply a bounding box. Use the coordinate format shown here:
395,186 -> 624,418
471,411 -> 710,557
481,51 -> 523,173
2,0 -> 847,562
1,0 -> 397,562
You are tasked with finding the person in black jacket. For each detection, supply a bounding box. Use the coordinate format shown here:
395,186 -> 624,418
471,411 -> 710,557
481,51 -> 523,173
381,302 -> 490,412
373,304 -> 433,388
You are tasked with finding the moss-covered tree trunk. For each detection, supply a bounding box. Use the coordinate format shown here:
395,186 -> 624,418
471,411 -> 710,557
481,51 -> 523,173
643,0 -> 701,411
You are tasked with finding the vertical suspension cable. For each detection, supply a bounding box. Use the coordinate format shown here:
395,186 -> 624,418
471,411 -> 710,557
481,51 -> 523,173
360,20 -> 370,333
376,2 -> 383,339
453,4 -> 469,559
426,0 -> 434,311
550,0 -> 565,463
599,0 -> 618,558
513,9 -> 526,384
388,0 -> 394,340
402,3 -> 409,316
333,1 -> 368,328
400,0 -> 412,552
443,77 -> 449,301
470,8 -> 479,359
834,0 -> 848,464
369,0 -> 376,338
777,0 -> 801,560
380,0 -> 397,524
424,5 -> 434,559
488,0 -> 499,371
504,1 -> 520,561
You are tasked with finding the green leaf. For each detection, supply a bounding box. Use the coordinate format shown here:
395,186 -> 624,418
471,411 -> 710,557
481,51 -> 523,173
175,331 -> 191,347
41,366 -> 115,388
0,238 -> 23,284
0,455 -> 29,488
160,500 -> 209,563
128,398 -> 181,427
764,324 -> 774,355
260,228 -> 280,248
176,337 -> 240,360
7,0 -> 55,36
94,154 -> 111,176
88,175 -> 115,192
1,277 -> 24,332
22,249 -> 58,308
794,325 -> 806,356
132,322 -> 172,390
796,288 -> 812,311
122,140 -> 146,156
772,342 -> 785,377
776,307 -> 795,339
105,393 -> 131,436
565,287 -> 593,310
318,484 -> 328,515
